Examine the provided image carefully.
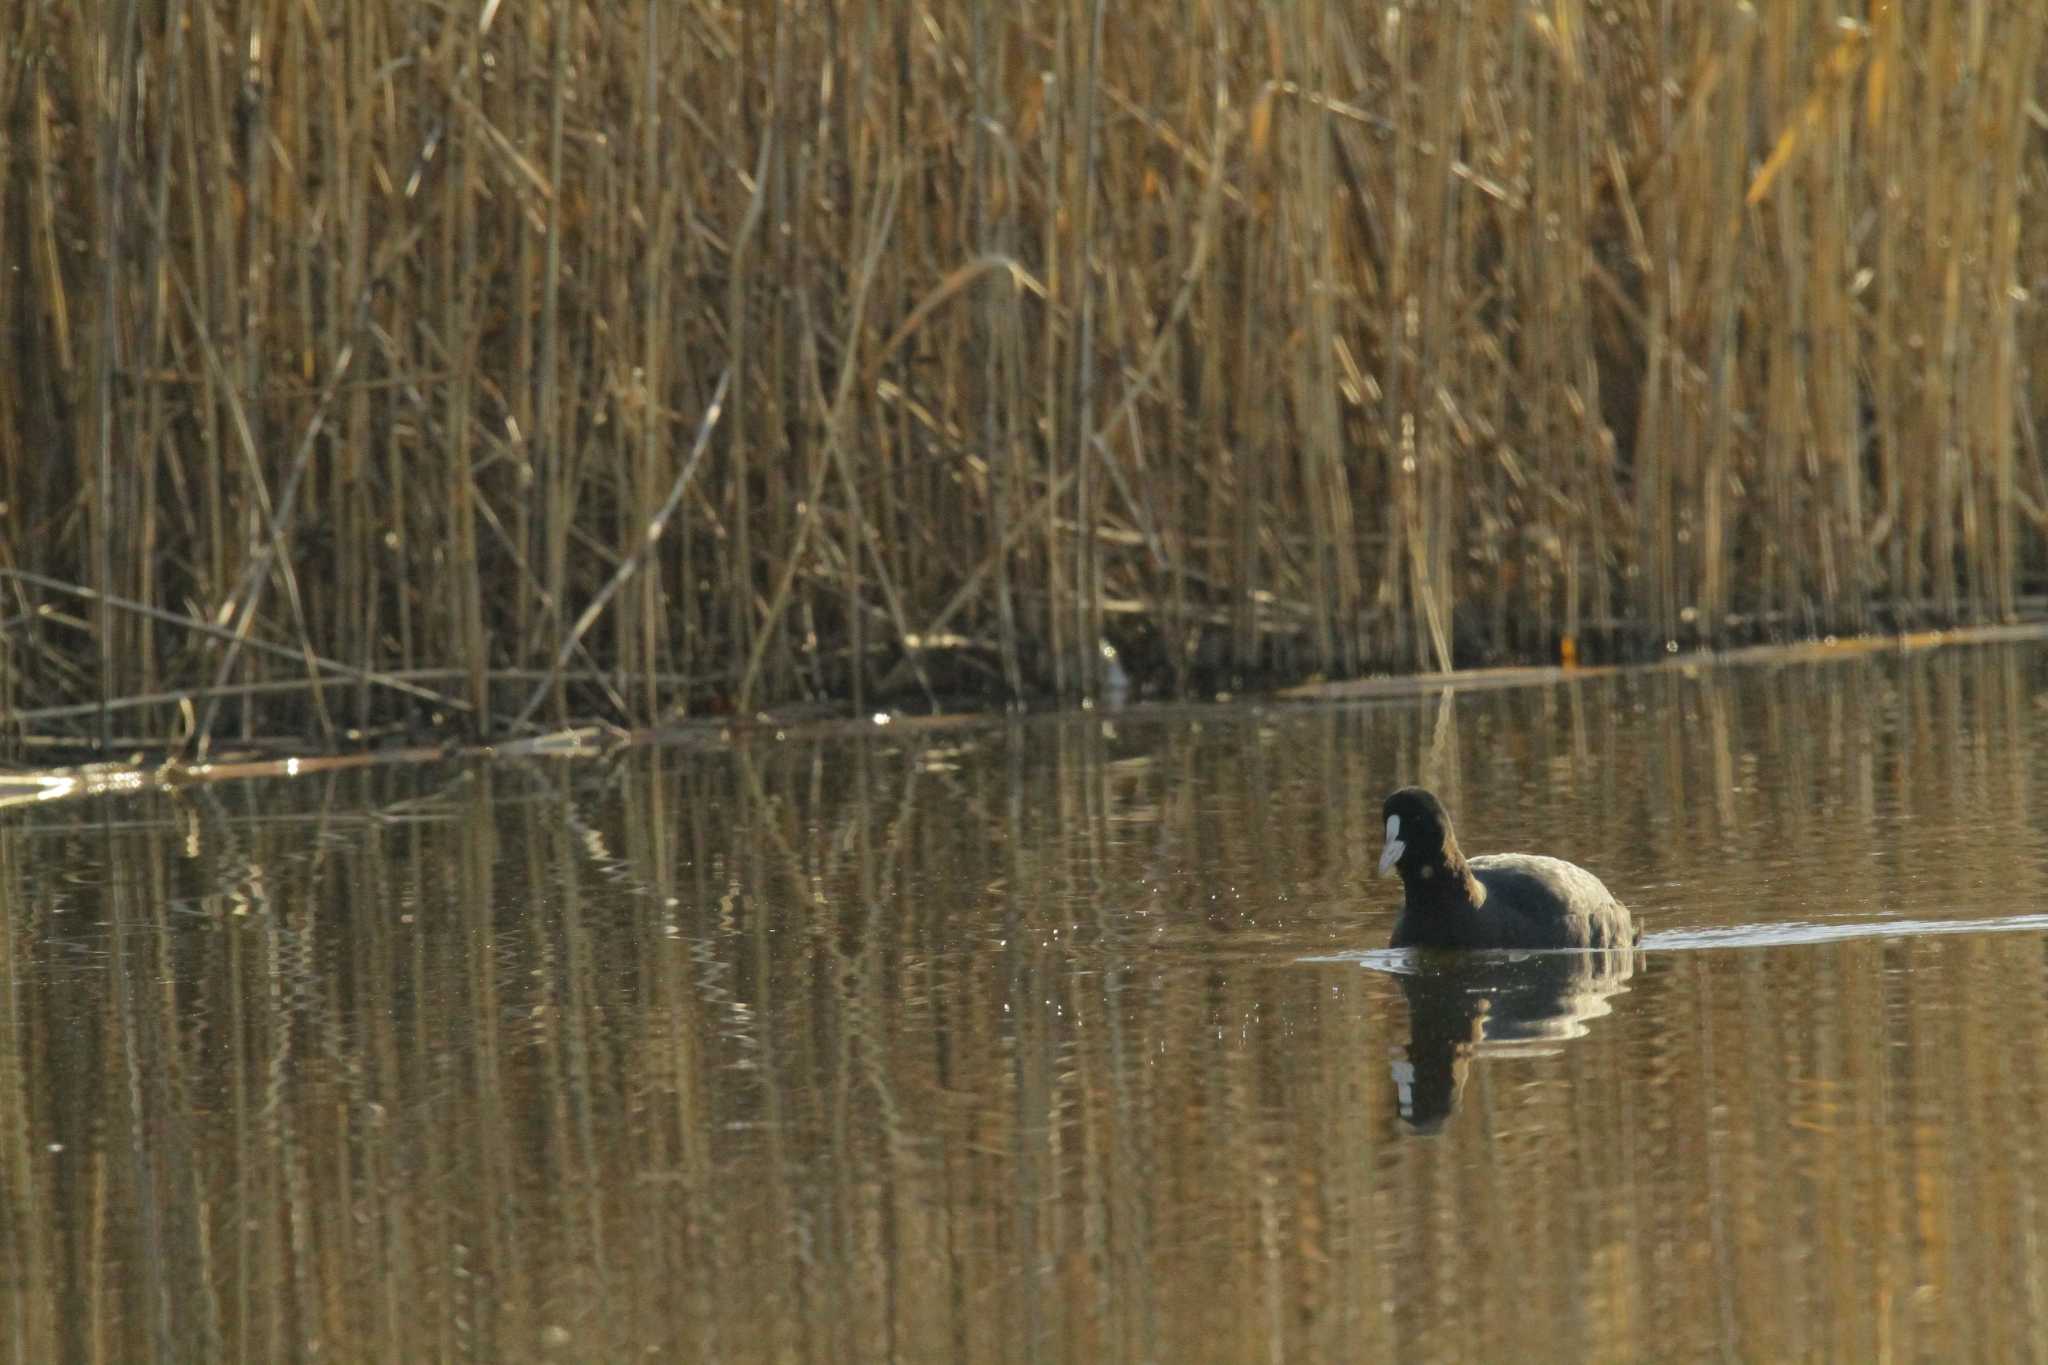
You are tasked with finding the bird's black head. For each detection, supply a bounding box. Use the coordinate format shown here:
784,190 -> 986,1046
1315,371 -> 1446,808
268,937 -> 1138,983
1379,786 -> 1461,879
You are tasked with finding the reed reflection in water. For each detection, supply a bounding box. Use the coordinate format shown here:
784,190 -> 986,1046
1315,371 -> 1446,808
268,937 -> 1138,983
5,642 -> 2048,1361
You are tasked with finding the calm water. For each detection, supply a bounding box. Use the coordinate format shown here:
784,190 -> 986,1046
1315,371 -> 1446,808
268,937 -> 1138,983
7,643 -> 2048,1362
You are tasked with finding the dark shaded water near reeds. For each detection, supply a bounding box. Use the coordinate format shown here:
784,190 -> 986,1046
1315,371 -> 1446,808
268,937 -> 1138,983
9,642 -> 2048,1362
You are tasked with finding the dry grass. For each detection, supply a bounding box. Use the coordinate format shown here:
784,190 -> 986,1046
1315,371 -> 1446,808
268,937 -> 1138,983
3,1 -> 2047,752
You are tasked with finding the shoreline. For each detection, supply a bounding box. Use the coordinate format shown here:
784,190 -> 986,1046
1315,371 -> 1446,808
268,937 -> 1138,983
7,618 -> 2048,812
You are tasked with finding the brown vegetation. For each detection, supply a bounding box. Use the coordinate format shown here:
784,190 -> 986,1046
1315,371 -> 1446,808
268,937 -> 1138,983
3,1 -> 2047,752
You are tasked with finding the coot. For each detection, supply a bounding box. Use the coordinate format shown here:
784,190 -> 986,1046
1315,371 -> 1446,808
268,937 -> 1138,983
1379,787 -> 1638,950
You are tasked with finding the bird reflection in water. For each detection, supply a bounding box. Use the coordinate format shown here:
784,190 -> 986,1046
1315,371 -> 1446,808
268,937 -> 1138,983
1388,948 -> 1640,1133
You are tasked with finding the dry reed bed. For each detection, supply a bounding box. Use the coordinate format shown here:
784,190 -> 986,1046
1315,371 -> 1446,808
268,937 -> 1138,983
3,0 -> 2047,752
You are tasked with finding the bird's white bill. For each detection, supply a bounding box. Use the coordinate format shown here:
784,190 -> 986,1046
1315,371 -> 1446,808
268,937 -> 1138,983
1378,814 -> 1404,875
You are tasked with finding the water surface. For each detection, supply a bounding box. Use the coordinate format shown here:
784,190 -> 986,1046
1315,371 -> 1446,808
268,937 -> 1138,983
6,642 -> 2048,1361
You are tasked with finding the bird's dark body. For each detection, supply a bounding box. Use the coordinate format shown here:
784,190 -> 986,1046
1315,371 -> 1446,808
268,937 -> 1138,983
1380,788 -> 1638,950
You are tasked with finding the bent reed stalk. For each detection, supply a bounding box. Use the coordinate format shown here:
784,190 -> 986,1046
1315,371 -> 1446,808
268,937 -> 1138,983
3,1 -> 2047,752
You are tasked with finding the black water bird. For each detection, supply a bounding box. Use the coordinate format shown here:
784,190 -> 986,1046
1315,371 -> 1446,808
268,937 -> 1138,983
1378,787 -> 1638,950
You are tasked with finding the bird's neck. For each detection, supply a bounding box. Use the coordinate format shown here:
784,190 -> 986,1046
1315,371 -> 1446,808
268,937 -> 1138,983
1403,845 -> 1484,912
